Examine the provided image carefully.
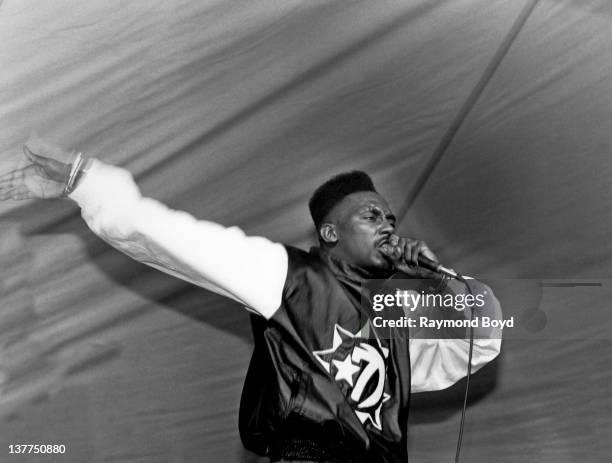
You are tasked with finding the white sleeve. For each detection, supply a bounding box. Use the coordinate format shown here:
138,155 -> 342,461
69,160 -> 288,319
409,280 -> 502,392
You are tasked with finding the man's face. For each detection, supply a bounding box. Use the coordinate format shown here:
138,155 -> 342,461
322,191 -> 396,273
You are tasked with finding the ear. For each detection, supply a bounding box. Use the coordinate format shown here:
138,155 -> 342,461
319,223 -> 338,244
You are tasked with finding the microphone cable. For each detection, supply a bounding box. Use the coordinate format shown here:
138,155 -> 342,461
383,262 -> 477,463
453,273 -> 475,463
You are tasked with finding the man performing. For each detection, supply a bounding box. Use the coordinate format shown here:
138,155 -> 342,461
0,136 -> 501,462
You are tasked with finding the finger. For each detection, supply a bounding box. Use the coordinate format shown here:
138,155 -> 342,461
412,240 -> 424,265
0,185 -> 17,198
24,144 -> 74,175
25,132 -> 65,159
25,132 -> 74,164
393,237 -> 406,261
23,145 -> 54,169
12,187 -> 34,200
381,235 -> 400,260
0,168 -> 24,187
24,145 -> 73,184
401,238 -> 418,265
0,185 -> 26,201
0,188 -> 15,200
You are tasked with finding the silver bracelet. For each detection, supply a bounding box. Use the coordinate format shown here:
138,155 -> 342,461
63,152 -> 83,197
72,158 -> 93,192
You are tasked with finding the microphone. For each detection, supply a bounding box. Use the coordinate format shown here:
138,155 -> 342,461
416,254 -> 459,279
379,242 -> 460,279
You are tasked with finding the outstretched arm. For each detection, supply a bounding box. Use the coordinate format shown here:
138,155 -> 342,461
0,136 -> 288,319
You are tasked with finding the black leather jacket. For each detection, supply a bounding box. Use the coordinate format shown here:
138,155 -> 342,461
239,246 -> 412,463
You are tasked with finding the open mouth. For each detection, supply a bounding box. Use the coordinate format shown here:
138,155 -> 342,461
376,237 -> 389,247
376,234 -> 397,255
376,240 -> 392,256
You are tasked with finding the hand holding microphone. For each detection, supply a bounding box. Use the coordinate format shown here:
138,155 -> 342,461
379,234 -> 458,279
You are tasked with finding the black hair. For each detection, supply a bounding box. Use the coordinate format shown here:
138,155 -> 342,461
308,171 -> 377,229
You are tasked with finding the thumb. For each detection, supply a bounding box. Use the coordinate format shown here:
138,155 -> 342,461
379,242 -> 402,261
23,145 -> 54,169
22,143 -> 73,184
24,131 -> 75,164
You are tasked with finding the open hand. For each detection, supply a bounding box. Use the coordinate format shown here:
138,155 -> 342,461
0,135 -> 76,200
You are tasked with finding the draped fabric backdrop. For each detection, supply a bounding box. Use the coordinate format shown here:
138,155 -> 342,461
1,0 -> 611,462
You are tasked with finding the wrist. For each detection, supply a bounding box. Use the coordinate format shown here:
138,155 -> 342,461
64,155 -> 92,197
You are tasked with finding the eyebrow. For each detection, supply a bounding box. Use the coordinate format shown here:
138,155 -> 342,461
361,205 -> 396,223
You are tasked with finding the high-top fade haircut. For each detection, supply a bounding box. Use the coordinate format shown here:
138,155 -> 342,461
309,171 -> 377,230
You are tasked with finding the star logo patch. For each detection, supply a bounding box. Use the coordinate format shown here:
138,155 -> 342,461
313,324 -> 391,431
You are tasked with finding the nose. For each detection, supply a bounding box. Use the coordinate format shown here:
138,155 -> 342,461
380,219 -> 394,236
